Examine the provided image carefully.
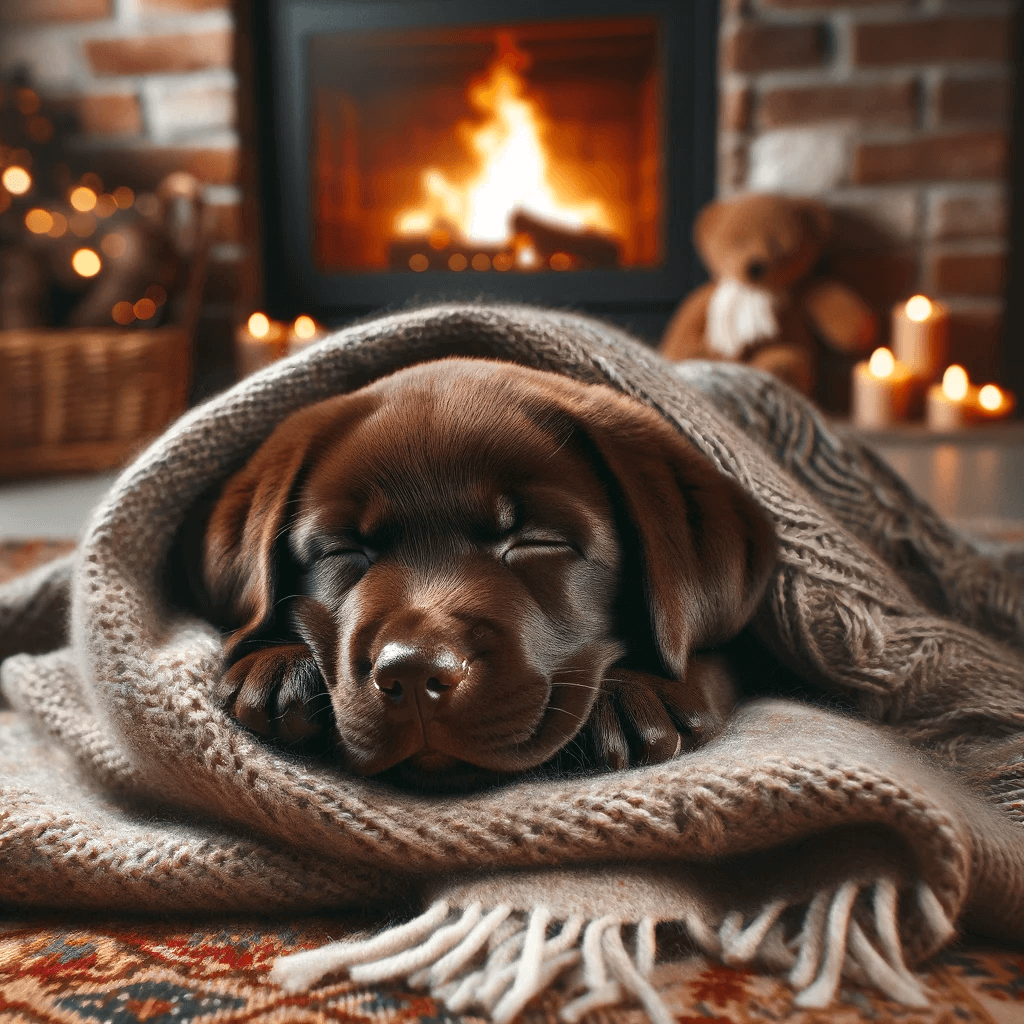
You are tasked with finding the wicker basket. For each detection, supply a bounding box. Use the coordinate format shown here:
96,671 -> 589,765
0,244 -> 206,480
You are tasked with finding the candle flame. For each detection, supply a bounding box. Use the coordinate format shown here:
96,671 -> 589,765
978,384 -> 1003,412
905,295 -> 933,323
868,347 -> 895,379
293,315 -> 317,340
942,365 -> 969,401
248,312 -> 270,338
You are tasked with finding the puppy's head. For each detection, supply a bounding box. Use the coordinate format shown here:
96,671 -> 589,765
203,359 -> 775,783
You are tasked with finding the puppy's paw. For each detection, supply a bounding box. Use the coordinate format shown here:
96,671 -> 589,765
214,644 -> 332,744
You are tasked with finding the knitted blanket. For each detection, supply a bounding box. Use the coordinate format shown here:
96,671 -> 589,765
2,303 -> 1023,1024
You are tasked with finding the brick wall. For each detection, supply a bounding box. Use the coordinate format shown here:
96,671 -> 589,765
1,0 -> 1017,391
721,0 -> 1016,383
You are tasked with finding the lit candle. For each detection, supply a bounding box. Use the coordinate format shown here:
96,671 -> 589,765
235,312 -> 287,377
852,347 -> 914,429
287,314 -> 326,355
976,383 -> 1016,423
926,365 -> 980,430
891,295 -> 949,383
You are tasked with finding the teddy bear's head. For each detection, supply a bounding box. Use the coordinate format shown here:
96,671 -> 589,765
694,193 -> 832,292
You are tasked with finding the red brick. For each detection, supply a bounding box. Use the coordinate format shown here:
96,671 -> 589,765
721,86 -> 752,132
831,250 -> 918,310
930,191 -> 1008,240
87,146 -> 238,190
85,30 -> 232,76
205,202 -> 241,245
0,0 -> 110,21
948,308 -> 1002,382
76,94 -> 142,136
724,23 -> 828,73
930,250 -> 1007,297
759,81 -> 917,128
718,135 -> 749,192
855,17 -> 1010,67
854,132 -> 1007,184
937,76 -> 1013,125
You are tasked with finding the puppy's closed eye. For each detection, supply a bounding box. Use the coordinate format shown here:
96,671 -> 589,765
199,359 -> 776,789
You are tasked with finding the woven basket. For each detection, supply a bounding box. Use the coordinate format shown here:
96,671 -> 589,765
0,244 -> 206,480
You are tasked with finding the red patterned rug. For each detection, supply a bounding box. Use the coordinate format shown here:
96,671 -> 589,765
2,541 -> 1023,1023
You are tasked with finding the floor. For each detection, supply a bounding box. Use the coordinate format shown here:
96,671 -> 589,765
1,427 -> 1023,540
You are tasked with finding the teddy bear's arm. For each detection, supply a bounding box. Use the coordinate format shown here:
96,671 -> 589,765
660,281 -> 717,361
801,278 -> 877,356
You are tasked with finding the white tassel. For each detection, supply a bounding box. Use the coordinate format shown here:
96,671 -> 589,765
491,906 -> 550,1023
602,924 -> 675,1024
349,902 -> 484,984
788,887 -> 833,990
269,900 -> 449,992
916,881 -> 956,946
847,920 -> 929,1006
418,903 -> 513,987
792,880 -> 860,1008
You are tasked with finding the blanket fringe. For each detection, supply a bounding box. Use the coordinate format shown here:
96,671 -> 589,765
270,878 -> 945,1018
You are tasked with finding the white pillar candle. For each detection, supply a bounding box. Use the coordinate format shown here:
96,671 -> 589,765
891,295 -> 949,383
287,315 -> 326,355
926,365 -> 979,430
852,347 -> 913,429
235,312 -> 288,377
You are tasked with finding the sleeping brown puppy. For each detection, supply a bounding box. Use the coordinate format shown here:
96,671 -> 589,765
199,358 -> 777,789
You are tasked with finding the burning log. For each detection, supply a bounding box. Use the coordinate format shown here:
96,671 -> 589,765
511,210 -> 621,269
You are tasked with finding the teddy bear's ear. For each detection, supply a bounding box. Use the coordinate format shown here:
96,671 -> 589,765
799,199 -> 833,247
693,200 -> 727,260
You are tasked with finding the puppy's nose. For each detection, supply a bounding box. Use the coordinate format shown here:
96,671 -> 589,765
372,642 -> 466,704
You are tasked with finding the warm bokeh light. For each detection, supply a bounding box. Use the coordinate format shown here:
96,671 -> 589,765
868,347 -> 895,379
27,116 -> 53,143
493,252 -> 513,271
70,186 -> 97,212
25,208 -> 53,234
100,232 -> 127,258
248,312 -> 270,338
2,166 -> 32,195
942,365 -> 969,402
133,298 -> 156,320
72,249 -> 102,278
448,253 -> 467,271
47,211 -> 67,238
95,193 -> 118,217
293,315 -> 317,340
408,253 -> 428,271
549,252 -> 572,271
111,301 -> 135,325
15,88 -> 40,115
428,228 -> 450,251
905,295 -> 933,323
978,385 -> 1003,412
113,186 -> 135,209
471,253 -> 491,271
81,172 -> 103,193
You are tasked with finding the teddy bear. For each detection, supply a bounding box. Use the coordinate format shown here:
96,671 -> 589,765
660,192 -> 877,398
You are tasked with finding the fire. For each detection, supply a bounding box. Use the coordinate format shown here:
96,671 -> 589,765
395,33 -> 616,249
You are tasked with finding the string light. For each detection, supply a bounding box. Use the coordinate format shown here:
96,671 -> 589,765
25,208 -> 53,234
70,186 -> 97,212
100,233 -> 127,258
2,166 -> 31,195
408,253 -> 428,272
133,297 -> 156,320
111,301 -> 135,325
72,248 -> 101,277
113,186 -> 134,209
46,211 -> 67,237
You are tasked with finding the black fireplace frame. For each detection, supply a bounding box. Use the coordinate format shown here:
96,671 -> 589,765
238,0 -> 718,336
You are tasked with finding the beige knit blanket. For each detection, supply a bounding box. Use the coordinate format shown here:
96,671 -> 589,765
2,304 -> 1023,1023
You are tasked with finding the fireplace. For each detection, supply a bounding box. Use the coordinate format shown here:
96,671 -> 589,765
238,1 -> 717,337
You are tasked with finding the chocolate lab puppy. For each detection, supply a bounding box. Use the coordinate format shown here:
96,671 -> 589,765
199,359 -> 776,789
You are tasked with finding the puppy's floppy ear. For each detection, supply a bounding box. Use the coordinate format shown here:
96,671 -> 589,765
202,421 -> 318,658
566,386 -> 777,678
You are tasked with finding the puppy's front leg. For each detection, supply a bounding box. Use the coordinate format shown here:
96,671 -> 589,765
214,645 -> 332,744
590,654 -> 738,769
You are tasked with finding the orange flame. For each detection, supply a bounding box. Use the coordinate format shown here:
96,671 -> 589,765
396,33 -> 616,248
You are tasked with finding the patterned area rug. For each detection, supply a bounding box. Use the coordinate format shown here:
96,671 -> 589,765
2,540 -> 1023,1024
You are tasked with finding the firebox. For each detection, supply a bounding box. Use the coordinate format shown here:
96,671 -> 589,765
239,0 -> 717,338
